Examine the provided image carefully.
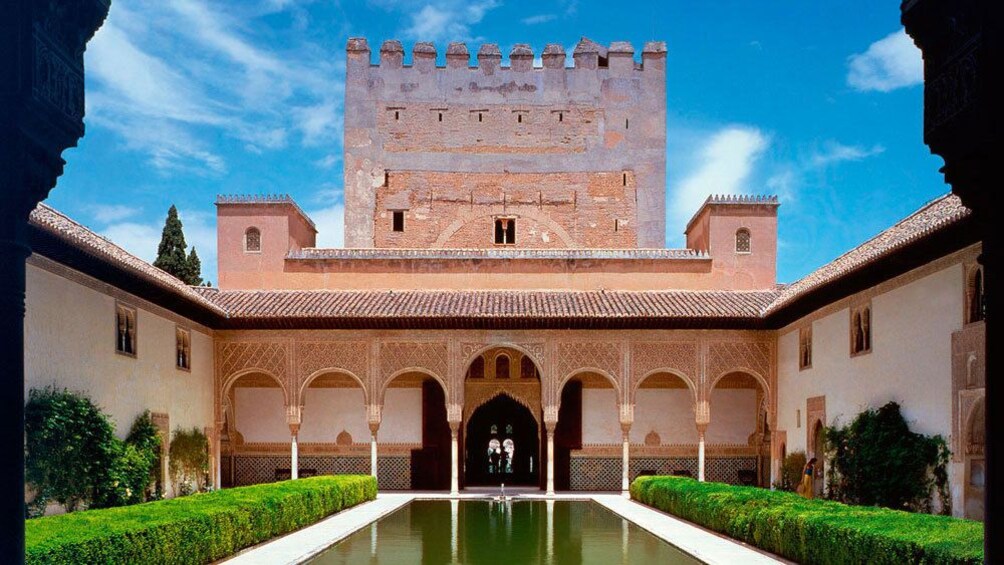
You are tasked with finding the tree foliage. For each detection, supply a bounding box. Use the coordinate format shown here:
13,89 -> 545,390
25,388 -> 119,515
185,247 -> 203,286
169,427 -> 210,495
153,205 -> 203,285
24,389 -> 162,516
825,401 -> 951,513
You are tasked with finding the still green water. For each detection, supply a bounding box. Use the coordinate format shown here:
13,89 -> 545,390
310,500 -> 700,565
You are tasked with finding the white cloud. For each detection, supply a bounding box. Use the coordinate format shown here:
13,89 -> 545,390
88,204 -> 141,224
810,142 -> 885,168
315,154 -> 340,169
522,14 -> 556,25
398,1 -> 501,42
83,1 -> 344,174
670,126 -> 769,232
309,204 -> 345,248
100,222 -> 162,264
847,29 -> 923,92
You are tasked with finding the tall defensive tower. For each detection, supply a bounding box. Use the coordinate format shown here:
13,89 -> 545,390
342,38 -> 667,249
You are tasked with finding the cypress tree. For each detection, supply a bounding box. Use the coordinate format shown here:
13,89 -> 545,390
153,206 -> 189,281
186,247 -> 203,286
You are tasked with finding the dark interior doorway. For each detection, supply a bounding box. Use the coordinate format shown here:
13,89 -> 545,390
411,379 -> 450,490
555,380 -> 582,491
464,394 -> 540,486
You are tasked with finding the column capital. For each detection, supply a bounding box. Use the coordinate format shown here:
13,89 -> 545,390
696,422 -> 708,435
285,404 -> 302,426
288,423 -> 300,436
446,403 -> 462,425
619,403 -> 634,429
367,404 -> 382,427
543,405 -> 559,427
695,400 -> 710,427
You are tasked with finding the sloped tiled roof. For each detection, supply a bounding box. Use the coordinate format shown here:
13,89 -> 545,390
28,204 -> 227,315
195,288 -> 777,322
765,193 -> 971,314
28,193 -> 974,327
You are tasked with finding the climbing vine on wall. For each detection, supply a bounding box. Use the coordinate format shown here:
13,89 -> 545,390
169,427 -> 210,495
824,401 -> 951,514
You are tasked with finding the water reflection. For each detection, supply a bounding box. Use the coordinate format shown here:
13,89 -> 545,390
310,500 -> 698,565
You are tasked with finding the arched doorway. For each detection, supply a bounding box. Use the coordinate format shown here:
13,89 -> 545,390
964,398 -> 985,520
812,420 -> 826,497
464,394 -> 540,486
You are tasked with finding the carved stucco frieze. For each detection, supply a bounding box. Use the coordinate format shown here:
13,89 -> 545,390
378,341 -> 450,398
706,341 -> 772,392
295,341 -> 369,403
629,341 -> 698,400
554,341 -> 622,406
217,340 -> 291,400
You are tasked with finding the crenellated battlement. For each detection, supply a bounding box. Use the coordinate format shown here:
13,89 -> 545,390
345,37 -> 667,73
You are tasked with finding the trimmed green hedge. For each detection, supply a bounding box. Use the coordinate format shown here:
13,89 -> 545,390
631,476 -> 983,565
27,475 -> 377,564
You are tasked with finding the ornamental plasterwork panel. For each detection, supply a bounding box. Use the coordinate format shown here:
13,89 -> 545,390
295,341 -> 369,402
556,341 -> 622,387
460,341 -> 547,371
630,341 -> 698,395
706,341 -> 771,392
378,341 -> 449,392
217,340 -> 290,397
463,381 -> 541,426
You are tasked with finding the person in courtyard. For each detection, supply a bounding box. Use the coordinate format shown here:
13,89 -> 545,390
801,457 -> 817,499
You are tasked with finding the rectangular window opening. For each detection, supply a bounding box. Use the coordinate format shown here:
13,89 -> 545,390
115,304 -> 137,357
517,114 -> 523,123
614,219 -> 620,232
392,210 -> 405,232
394,110 -> 400,120
622,172 -> 627,186
176,327 -> 191,371
625,118 -> 630,129
438,112 -> 443,122
478,112 -> 483,122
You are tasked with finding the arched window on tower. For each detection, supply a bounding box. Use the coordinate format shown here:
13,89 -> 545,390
245,227 -> 261,252
495,354 -> 510,379
735,228 -> 751,253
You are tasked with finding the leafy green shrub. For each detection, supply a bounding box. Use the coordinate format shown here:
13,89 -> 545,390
25,388 -> 120,514
826,401 -> 951,513
631,475 -> 982,565
168,427 -> 209,495
25,390 -> 164,515
126,411 -> 165,500
778,450 -> 806,492
26,475 -> 377,564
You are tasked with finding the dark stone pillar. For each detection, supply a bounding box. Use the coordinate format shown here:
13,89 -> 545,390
0,1 -> 109,560
902,1 -> 1002,561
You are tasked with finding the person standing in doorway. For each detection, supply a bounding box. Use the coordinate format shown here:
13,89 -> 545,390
801,457 -> 817,499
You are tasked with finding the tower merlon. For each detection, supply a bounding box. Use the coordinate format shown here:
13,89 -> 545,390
380,39 -> 405,68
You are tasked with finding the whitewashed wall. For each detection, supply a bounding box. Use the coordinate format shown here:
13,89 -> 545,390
707,389 -> 757,443
777,260 -> 965,514
631,389 -> 698,444
235,386 -> 422,444
24,263 -> 214,440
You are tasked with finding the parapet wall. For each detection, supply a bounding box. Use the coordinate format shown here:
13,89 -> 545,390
343,37 -> 667,249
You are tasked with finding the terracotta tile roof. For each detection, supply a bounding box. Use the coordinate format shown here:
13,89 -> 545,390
765,193 -> 971,314
194,288 -> 777,321
288,248 -> 709,260
29,204 -> 227,315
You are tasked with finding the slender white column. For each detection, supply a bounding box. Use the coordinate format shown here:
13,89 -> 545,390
546,430 -> 556,496
621,430 -> 631,495
291,432 -> 299,480
450,429 -> 460,495
370,432 -> 378,479
697,430 -> 706,482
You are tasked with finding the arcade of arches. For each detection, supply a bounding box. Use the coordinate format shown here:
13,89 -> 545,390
216,331 -> 775,493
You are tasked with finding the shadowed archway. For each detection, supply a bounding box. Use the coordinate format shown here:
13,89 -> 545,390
464,394 -> 540,487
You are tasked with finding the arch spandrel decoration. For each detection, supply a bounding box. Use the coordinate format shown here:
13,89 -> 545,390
554,341 -> 623,405
296,341 -> 370,404
630,341 -> 699,403
378,341 -> 450,403
217,341 -> 291,401
706,341 -> 772,392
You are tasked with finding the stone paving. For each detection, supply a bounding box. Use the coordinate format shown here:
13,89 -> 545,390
224,492 -> 785,565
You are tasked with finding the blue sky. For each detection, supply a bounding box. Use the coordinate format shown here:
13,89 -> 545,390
49,0 -> 947,284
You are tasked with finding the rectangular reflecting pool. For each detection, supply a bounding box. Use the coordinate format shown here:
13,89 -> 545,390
309,499 -> 700,564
